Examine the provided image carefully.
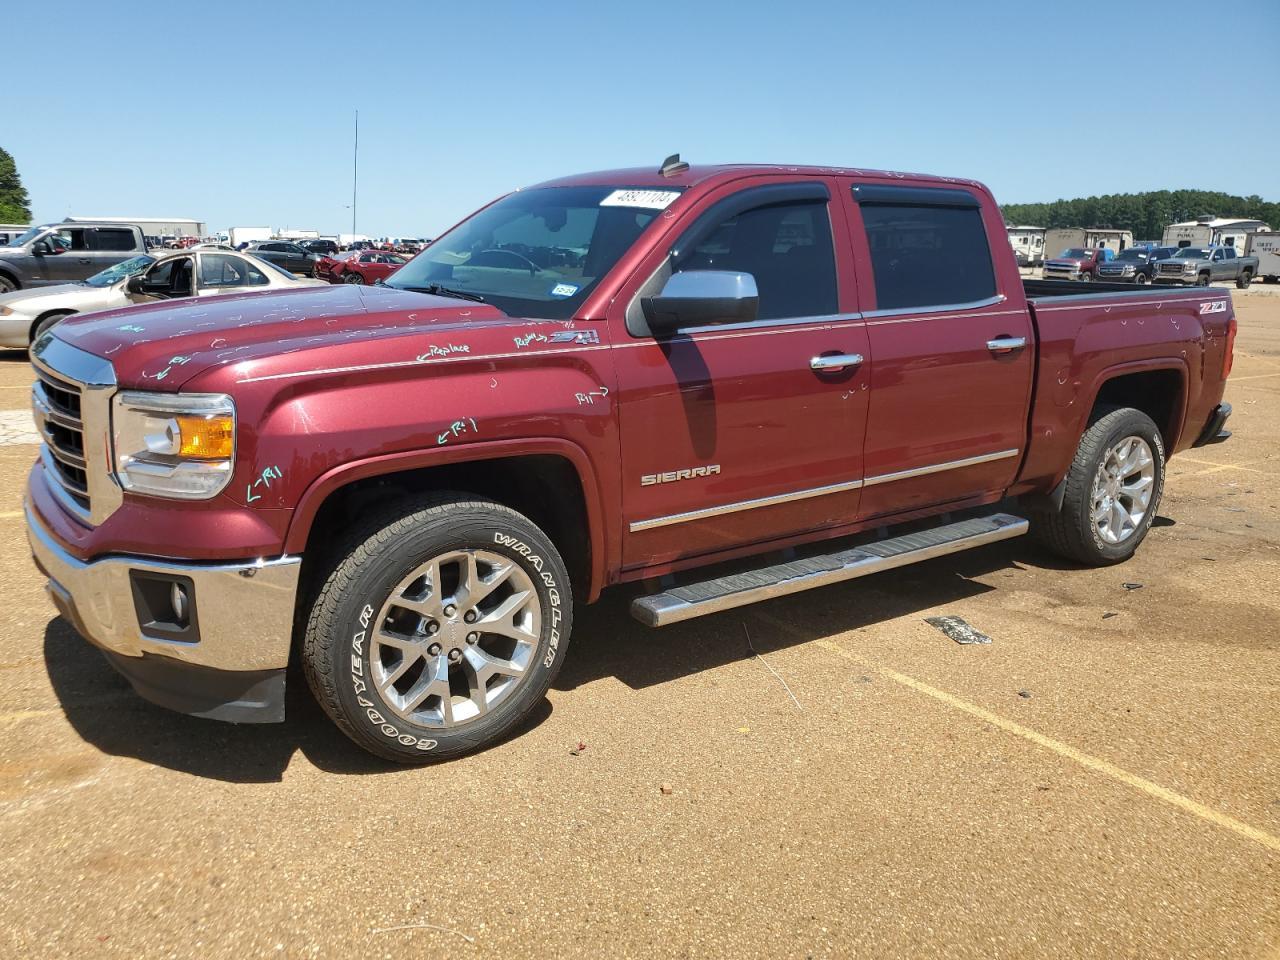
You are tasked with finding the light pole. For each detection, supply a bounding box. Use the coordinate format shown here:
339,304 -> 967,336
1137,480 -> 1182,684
351,110 -> 359,242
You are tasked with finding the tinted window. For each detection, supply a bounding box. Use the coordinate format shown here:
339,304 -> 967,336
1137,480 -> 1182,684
859,202 -> 995,310
53,228 -> 88,251
88,228 -> 137,251
675,201 -> 838,320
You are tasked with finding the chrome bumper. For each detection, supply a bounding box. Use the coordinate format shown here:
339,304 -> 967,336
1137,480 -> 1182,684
26,502 -> 300,673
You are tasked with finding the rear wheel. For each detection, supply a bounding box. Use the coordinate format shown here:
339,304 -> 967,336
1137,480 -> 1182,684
302,493 -> 573,763
1030,407 -> 1165,566
1236,270 -> 1252,289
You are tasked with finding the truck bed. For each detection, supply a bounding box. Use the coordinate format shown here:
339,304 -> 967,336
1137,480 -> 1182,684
1022,278 -> 1207,300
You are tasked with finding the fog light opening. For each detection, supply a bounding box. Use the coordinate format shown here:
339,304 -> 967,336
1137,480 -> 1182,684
170,582 -> 189,626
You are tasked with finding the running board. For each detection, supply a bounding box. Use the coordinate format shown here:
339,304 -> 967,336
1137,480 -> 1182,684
630,512 -> 1029,627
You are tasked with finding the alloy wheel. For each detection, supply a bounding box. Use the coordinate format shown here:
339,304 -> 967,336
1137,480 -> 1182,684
369,549 -> 541,728
1090,436 -> 1156,545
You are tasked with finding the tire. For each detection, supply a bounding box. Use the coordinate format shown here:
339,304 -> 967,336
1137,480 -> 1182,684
302,492 -> 573,763
1197,272 -> 1211,287
0,273 -> 17,295
31,311 -> 73,343
1080,271 -> 1092,282
1030,407 -> 1165,566
343,271 -> 364,284
1134,273 -> 1149,285
1236,270 -> 1252,290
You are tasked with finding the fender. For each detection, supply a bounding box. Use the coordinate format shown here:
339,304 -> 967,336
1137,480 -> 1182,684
283,436 -> 612,601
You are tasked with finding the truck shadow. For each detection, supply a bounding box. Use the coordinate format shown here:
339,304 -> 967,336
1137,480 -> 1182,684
556,538 -> 1074,693
41,618 -> 551,782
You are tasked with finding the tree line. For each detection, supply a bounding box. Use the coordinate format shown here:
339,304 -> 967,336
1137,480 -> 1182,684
1000,190 -> 1279,241
0,147 -> 31,224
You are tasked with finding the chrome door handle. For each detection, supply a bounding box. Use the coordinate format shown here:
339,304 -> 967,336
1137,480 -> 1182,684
986,337 -> 1027,355
810,353 -> 864,372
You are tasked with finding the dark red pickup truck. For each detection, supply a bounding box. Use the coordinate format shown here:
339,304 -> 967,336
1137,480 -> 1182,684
26,159 -> 1235,761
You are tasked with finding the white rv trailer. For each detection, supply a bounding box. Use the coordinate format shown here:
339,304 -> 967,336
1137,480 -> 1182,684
1007,226 -> 1046,265
1246,232 -> 1280,283
1161,216 -> 1271,250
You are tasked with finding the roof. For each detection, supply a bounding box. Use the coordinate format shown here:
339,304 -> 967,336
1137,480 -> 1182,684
65,216 -> 203,224
532,163 -> 990,193
1166,218 -> 1270,229
1006,225 -> 1045,231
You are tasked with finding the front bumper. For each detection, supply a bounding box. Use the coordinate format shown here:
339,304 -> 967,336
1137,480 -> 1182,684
0,311 -> 33,349
1043,268 -> 1083,280
26,501 -> 301,722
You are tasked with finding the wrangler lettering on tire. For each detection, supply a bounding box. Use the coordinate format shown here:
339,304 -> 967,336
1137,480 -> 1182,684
302,492 -> 572,763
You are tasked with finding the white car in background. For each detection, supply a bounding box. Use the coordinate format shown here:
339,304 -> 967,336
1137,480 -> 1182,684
0,248 -> 326,347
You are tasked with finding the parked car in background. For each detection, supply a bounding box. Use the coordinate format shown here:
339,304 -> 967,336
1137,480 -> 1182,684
323,250 -> 408,284
1042,246 -> 1114,282
0,249 -> 325,346
24,160 -> 1235,762
395,239 -> 422,255
314,250 -> 358,282
0,224 -> 30,246
346,240 -> 376,252
300,239 -> 340,258
246,240 -> 320,276
1096,246 -> 1179,284
0,222 -> 148,294
1152,246 -> 1258,288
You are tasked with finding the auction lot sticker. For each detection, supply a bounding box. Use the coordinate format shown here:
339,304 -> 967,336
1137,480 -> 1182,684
600,189 -> 681,210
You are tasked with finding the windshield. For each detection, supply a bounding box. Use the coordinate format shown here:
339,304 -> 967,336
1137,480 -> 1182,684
385,185 -> 682,319
255,257 -> 297,280
1173,248 -> 1209,259
1060,248 -> 1089,258
5,227 -> 43,247
1114,250 -> 1148,262
84,255 -> 156,287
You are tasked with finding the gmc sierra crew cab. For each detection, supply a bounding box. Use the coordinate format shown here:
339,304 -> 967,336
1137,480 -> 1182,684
1152,245 -> 1259,288
25,158 -> 1236,762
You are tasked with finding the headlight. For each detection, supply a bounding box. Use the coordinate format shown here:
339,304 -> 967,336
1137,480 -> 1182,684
1122,265 -> 1135,274
112,392 -> 235,499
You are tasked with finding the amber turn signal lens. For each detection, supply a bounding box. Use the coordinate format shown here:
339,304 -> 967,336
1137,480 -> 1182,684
175,415 -> 234,459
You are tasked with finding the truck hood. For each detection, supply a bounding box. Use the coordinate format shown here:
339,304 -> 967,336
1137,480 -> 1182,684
48,284 -> 518,390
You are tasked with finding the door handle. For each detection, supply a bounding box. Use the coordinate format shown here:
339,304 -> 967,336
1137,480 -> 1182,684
986,336 -> 1027,355
810,353 -> 864,372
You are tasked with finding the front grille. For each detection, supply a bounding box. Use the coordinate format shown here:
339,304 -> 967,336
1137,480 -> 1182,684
1158,263 -> 1188,275
32,368 -> 91,514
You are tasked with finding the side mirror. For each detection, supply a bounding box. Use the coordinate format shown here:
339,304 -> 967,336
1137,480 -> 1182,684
126,275 -> 146,294
641,270 -> 759,337
32,240 -> 52,255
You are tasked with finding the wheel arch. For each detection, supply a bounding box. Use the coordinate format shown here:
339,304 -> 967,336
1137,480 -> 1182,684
286,439 -> 609,602
1084,361 -> 1188,451
29,309 -> 76,343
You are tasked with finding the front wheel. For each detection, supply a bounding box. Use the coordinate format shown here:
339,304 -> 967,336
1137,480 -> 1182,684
31,311 -> 73,342
343,271 -> 364,284
1030,407 -> 1165,566
1236,270 -> 1252,289
0,274 -> 16,295
302,493 -> 573,763
1080,271 -> 1092,282
1134,272 -> 1149,285
1197,273 -> 1211,287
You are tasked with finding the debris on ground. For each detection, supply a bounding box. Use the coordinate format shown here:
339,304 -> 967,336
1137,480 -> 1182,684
1122,582 -> 1144,591
1018,690 -> 1033,699
569,741 -> 587,757
1102,612 -> 1119,619
742,622 -> 804,711
924,615 -> 992,645
659,782 -> 673,796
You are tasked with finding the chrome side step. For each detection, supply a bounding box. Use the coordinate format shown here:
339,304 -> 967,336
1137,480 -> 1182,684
630,512 -> 1029,627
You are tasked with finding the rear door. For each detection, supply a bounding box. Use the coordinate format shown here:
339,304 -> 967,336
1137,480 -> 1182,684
841,181 -> 1034,520
610,177 -> 871,569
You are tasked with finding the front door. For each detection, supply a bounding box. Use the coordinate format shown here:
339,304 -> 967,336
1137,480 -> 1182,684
841,182 -> 1034,520
611,178 -> 871,570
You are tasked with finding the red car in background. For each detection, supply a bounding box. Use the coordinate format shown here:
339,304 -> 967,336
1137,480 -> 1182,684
316,249 -> 408,284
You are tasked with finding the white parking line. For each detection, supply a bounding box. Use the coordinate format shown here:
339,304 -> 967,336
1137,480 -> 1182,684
754,611 -> 1280,855
0,409 -> 38,445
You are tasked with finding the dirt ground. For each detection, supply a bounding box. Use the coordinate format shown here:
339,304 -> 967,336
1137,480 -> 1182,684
0,289 -> 1277,959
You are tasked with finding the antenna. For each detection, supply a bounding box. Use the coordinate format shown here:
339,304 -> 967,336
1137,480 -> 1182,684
659,153 -> 690,178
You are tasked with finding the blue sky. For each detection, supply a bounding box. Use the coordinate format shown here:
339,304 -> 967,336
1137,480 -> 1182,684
7,1 -> 1278,237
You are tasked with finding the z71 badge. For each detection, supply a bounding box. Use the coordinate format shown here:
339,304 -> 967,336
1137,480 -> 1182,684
641,464 -> 721,486
1199,301 -> 1227,315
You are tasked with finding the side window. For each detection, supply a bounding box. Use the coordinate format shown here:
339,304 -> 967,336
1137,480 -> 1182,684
143,259 -> 176,288
200,254 -> 250,288
1212,249 -> 1224,261
244,260 -> 270,285
88,228 -> 137,251
857,197 -> 996,310
674,200 -> 838,320
54,229 -> 88,251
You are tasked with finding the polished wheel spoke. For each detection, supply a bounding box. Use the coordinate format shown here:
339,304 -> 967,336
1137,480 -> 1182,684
1091,434 -> 1156,546
369,547 -> 542,730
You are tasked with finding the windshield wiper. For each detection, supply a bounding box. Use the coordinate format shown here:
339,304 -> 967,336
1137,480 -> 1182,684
400,283 -> 485,303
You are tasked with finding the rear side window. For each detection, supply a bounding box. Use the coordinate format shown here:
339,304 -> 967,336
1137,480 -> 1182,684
675,201 -> 837,320
857,193 -> 996,310
88,228 -> 137,251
